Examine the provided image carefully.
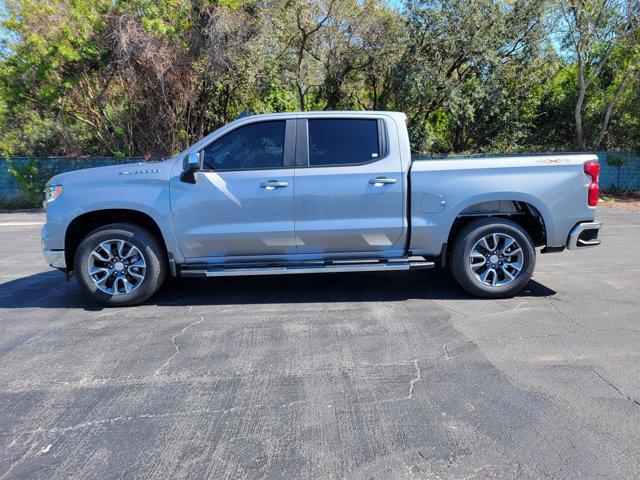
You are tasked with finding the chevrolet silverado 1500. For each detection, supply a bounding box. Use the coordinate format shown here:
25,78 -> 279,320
41,111 -> 602,305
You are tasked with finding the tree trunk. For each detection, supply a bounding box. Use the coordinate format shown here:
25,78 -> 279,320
297,83 -> 306,110
595,67 -> 640,151
575,84 -> 587,151
575,45 -> 587,151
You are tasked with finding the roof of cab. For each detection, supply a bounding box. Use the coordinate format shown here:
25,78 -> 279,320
233,110 -> 406,121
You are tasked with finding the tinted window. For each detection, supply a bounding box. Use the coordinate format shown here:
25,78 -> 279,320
308,119 -> 380,166
203,121 -> 285,170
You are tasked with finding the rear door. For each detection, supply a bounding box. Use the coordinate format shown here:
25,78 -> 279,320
293,116 -> 406,256
171,119 -> 297,261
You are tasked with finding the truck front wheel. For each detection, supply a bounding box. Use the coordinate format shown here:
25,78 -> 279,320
449,218 -> 536,298
74,223 -> 167,306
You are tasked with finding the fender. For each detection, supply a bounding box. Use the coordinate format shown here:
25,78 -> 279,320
44,158 -> 185,265
410,190 -> 555,257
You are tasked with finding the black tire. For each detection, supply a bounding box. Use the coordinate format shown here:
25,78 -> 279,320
449,218 -> 536,298
74,223 -> 167,306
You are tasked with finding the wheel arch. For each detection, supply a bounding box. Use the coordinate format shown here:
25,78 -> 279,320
444,196 -> 549,266
65,209 -> 168,275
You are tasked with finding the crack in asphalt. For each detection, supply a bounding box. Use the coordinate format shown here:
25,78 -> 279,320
0,407 -> 240,438
590,368 -> 640,407
544,296 -> 583,329
362,358 -> 425,405
153,310 -> 205,376
473,301 -> 546,319
407,359 -> 422,400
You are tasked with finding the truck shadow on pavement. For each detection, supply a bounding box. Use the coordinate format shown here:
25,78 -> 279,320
0,270 -> 556,310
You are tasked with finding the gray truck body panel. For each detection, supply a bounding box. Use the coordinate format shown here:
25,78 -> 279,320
42,159 -> 182,260
42,111 -> 598,271
409,154 -> 597,255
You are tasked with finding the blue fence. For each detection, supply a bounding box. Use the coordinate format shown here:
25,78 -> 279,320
594,152 -> 640,191
1,152 -> 638,206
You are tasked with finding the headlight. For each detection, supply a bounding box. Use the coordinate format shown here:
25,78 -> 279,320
43,185 -> 63,209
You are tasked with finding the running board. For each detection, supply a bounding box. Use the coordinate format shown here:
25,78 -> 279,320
180,259 -> 434,278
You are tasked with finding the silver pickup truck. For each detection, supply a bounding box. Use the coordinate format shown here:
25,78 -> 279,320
41,111 -> 602,306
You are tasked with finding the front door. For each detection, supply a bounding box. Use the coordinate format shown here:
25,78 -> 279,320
293,117 -> 406,256
171,119 -> 297,261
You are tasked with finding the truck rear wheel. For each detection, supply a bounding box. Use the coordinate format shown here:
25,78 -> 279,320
449,218 -> 535,298
74,223 -> 167,306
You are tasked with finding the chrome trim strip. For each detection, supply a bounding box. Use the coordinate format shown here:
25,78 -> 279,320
567,221 -> 602,250
181,260 -> 434,278
43,249 -> 66,269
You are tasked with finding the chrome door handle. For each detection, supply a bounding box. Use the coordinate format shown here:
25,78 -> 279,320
260,180 -> 289,190
369,177 -> 397,186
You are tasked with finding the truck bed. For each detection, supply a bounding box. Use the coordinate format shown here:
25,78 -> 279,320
408,153 -> 598,256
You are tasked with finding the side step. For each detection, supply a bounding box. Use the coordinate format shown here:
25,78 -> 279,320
180,258 -> 434,278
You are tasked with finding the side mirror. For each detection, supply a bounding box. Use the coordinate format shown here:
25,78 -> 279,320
180,151 -> 202,184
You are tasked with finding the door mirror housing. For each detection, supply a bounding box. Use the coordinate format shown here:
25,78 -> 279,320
181,151 -> 202,183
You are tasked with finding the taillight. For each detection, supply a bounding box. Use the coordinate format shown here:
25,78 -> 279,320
584,161 -> 600,207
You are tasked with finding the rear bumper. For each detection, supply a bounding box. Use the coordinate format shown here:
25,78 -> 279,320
566,221 -> 602,250
43,249 -> 66,269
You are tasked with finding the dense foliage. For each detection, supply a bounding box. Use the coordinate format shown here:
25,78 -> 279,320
0,0 -> 638,158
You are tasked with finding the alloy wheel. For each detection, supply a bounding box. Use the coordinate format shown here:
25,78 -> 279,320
469,232 -> 523,287
87,239 -> 146,295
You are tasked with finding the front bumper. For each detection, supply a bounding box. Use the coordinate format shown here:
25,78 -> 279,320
567,221 -> 602,249
41,221 -> 66,270
43,249 -> 66,269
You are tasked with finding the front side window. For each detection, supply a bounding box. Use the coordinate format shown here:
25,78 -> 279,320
203,121 -> 285,170
308,119 -> 380,166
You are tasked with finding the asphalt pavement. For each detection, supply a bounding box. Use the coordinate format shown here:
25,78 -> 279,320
0,207 -> 638,479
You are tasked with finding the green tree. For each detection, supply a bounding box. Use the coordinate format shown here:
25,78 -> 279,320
394,0 -> 549,153
1,0 -> 640,160
555,0 -> 640,151
0,0 -> 111,156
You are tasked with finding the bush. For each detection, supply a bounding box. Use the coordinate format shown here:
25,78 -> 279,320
4,157 -> 66,209
0,191 -> 42,210
7,157 -> 48,197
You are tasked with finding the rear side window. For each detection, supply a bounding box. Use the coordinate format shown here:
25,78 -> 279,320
308,119 -> 380,166
203,120 -> 285,170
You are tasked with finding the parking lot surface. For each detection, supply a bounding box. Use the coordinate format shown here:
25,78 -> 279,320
0,208 -> 639,479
